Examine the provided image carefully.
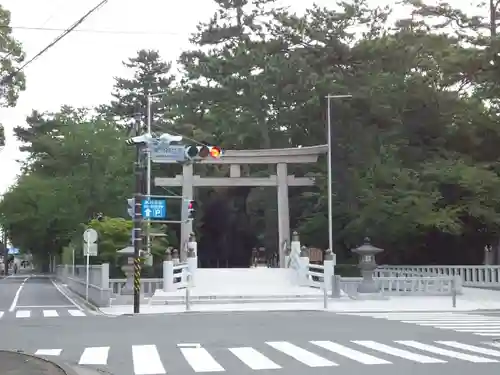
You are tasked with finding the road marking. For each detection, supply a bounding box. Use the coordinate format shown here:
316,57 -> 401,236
35,349 -> 62,356
229,347 -> 282,370
0,311 -> 3,319
15,310 -> 30,318
436,341 -> 500,357
417,322 -> 500,326
266,341 -> 337,367
310,340 -> 391,364
455,329 -> 500,333
180,347 -> 225,372
476,333 -> 500,336
352,341 -> 446,363
8,277 -> 30,312
16,305 -> 75,308
395,340 -> 498,362
132,345 -> 166,375
68,309 -> 86,316
484,341 -> 500,348
50,279 -> 84,311
79,346 -> 110,365
43,310 -> 59,317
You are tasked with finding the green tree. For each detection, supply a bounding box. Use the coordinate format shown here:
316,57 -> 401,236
0,5 -> 26,107
0,124 -> 4,147
0,108 -> 135,268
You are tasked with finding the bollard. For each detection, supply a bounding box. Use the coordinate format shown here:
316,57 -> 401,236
185,273 -> 191,311
452,277 -> 457,308
331,275 -> 341,298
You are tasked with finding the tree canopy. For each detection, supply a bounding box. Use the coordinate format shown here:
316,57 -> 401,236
1,0 -> 500,269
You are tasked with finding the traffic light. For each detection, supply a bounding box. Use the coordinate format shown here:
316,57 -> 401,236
127,198 -> 134,217
185,199 -> 197,219
184,145 -> 222,161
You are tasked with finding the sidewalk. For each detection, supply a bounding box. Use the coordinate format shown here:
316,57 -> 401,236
99,287 -> 500,315
0,350 -> 101,375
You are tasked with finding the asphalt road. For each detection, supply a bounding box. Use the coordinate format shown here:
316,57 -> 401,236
1,311 -> 500,375
0,274 -> 88,319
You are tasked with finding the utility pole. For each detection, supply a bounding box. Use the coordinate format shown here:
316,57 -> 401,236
133,115 -> 143,314
2,227 -> 8,277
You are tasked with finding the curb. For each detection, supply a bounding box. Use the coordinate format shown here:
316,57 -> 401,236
50,278 -> 108,316
0,350 -> 81,375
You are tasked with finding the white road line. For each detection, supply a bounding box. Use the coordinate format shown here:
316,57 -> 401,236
132,345 -> 166,375
180,347 -> 225,372
8,277 -> 30,312
50,279 -> 84,311
436,341 -> 500,357
455,329 -> 500,333
352,341 -> 446,363
43,310 -> 59,317
79,346 -> 110,365
0,311 -> 4,319
401,319 -> 499,322
16,310 -> 30,318
229,347 -> 281,370
68,309 -> 86,317
266,341 -> 337,367
310,341 -> 391,364
484,341 -> 500,348
16,305 -> 75,308
395,340 -> 498,363
417,322 -> 500,326
35,349 -> 62,356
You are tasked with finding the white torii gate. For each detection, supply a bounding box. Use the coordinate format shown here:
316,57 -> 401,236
153,144 -> 327,267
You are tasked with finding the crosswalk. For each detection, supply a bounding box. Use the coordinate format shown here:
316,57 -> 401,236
0,309 -> 87,319
30,339 -> 500,373
338,312 -> 500,337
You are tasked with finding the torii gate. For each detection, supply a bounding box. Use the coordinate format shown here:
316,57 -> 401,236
153,145 -> 327,267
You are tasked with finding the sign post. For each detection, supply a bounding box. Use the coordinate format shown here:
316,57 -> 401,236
83,228 -> 98,301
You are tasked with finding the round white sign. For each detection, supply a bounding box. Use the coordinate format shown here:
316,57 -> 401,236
83,228 -> 98,243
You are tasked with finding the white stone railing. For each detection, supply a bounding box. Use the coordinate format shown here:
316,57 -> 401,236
109,278 -> 162,297
376,265 -> 500,287
162,256 -> 197,292
296,253 -> 335,290
332,275 -> 461,297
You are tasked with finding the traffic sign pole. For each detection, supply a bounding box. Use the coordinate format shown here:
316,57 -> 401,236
133,117 -> 144,314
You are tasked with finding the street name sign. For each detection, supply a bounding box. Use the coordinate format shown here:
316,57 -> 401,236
150,143 -> 186,163
142,199 -> 167,219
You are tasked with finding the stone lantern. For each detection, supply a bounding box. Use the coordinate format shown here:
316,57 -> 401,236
351,238 -> 384,294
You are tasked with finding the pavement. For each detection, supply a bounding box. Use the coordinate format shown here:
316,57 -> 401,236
2,310 -> 500,374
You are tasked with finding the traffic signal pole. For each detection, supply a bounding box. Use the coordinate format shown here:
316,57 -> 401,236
133,117 -> 143,314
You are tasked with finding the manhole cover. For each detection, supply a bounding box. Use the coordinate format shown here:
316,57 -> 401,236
0,350 -> 67,375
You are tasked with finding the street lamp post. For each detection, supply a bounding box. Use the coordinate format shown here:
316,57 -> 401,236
325,94 -> 352,256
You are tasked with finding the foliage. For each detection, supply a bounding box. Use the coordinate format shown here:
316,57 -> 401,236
2,0 -> 500,267
0,124 -> 4,147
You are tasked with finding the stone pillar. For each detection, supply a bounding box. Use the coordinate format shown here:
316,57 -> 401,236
276,163 -> 291,267
323,249 -> 334,291
187,233 -> 197,286
163,249 -> 174,292
299,246 -> 310,286
180,163 -> 194,261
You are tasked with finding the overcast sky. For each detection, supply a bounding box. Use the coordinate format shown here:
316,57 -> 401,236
0,0 -> 475,195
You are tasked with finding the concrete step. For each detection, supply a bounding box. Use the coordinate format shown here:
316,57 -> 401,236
149,293 -> 325,305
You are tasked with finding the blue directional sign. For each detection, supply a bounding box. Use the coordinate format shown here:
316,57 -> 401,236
8,248 -> 19,255
142,199 -> 167,219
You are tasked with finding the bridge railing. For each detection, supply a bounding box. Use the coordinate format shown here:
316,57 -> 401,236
376,265 -> 500,287
332,275 -> 461,298
109,278 -> 162,297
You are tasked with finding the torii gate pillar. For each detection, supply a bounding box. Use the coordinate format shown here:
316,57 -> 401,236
154,145 -> 327,267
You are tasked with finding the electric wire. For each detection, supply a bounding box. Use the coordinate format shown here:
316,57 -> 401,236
4,25 -> 185,36
1,0 -> 109,84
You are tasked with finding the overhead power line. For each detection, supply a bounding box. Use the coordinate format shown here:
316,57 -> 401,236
4,25 -> 185,36
1,0 -> 110,84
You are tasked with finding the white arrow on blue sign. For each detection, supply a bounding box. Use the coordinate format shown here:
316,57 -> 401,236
142,199 -> 167,219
